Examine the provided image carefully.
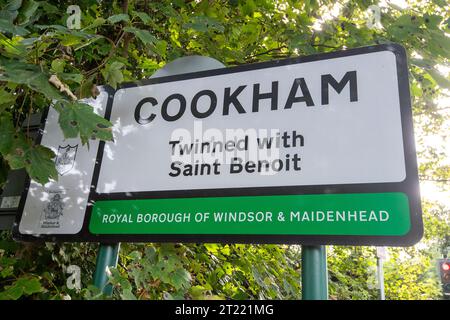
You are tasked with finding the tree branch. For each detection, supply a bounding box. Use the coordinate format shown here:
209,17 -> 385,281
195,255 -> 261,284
247,45 -> 288,59
312,43 -> 341,49
419,177 -> 450,182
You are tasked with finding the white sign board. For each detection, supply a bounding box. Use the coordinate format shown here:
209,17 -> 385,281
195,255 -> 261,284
97,49 -> 405,194
17,88 -> 111,235
14,44 -> 422,245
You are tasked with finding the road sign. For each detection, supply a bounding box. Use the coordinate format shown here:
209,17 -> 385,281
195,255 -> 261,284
13,44 -> 423,245
14,87 -> 113,237
376,247 -> 387,259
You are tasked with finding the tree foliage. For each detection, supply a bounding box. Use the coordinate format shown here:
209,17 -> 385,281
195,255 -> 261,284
0,0 -> 448,300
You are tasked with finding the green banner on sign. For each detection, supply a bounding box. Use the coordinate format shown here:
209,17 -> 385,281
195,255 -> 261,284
89,193 -> 410,236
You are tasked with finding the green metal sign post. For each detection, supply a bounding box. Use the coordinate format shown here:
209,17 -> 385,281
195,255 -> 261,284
93,243 -> 120,296
302,245 -> 328,300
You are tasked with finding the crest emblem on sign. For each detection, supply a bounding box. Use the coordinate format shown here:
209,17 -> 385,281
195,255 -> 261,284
55,144 -> 78,175
41,191 -> 64,228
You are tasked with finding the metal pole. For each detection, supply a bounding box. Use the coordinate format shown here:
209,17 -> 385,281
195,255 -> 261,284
301,245 -> 328,300
376,246 -> 386,300
377,256 -> 385,300
93,243 -> 120,296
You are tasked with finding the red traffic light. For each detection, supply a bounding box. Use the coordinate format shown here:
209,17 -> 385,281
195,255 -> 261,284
443,263 -> 450,271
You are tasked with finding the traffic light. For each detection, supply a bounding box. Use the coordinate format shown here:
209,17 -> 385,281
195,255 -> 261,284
438,259 -> 450,299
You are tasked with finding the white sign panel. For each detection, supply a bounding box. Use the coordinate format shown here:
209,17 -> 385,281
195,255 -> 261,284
17,88 -> 110,235
96,50 -> 405,194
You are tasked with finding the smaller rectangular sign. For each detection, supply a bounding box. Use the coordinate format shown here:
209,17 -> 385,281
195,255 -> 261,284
14,87 -> 113,236
1,196 -> 21,209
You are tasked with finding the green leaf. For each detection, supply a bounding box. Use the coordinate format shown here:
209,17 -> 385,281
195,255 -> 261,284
0,59 -> 64,101
134,12 -> 151,24
427,68 -> 450,89
51,58 -> 65,73
0,18 -> 29,36
17,0 -> 39,25
84,17 -> 106,30
120,289 -> 137,300
3,134 -> 28,170
0,285 -> 23,300
0,0 -> 22,21
40,1 -> 58,14
431,0 -> 447,7
56,101 -> 113,145
152,40 -> 167,57
241,0 -> 257,16
26,145 -> 58,184
170,268 -> 191,290
77,74 -> 95,99
0,113 -> 15,155
0,35 -> 28,57
17,276 -> 43,294
35,24 -> 68,33
101,61 -> 124,89
107,14 -> 129,24
0,265 -> 14,278
59,73 -> 83,84
60,34 -> 83,46
123,27 -> 157,46
183,16 -> 225,33
5,0 -> 22,10
0,88 -> 16,111
3,131 -> 57,184
0,276 -> 43,300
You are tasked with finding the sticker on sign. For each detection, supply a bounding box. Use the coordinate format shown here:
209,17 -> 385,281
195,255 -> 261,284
13,44 -> 423,245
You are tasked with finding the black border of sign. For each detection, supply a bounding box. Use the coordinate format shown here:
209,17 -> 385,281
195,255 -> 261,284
13,43 -> 423,246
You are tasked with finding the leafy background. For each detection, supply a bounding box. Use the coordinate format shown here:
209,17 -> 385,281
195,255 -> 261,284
0,0 -> 449,300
